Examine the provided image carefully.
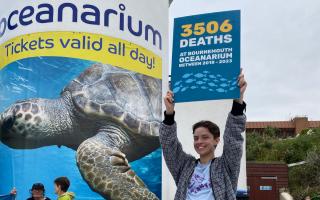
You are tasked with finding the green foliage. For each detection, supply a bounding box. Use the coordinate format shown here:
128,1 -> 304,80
246,128 -> 320,163
246,128 -> 320,199
289,152 -> 320,200
290,185 -> 320,200
263,126 -> 279,138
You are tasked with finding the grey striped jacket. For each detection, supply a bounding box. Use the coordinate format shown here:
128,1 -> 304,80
159,113 -> 246,200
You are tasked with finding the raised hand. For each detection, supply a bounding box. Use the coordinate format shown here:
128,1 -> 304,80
236,68 -> 247,104
164,90 -> 174,115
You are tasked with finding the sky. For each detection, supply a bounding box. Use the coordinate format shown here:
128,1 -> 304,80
170,0 -> 320,121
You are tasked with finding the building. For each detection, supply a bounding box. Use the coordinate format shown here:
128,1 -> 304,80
247,162 -> 289,200
246,117 -> 320,137
246,116 -> 320,199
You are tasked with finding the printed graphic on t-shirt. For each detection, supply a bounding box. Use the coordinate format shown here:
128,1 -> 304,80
188,172 -> 212,194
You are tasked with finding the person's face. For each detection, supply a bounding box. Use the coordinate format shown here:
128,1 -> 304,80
305,196 -> 311,200
31,189 -> 44,199
193,127 -> 220,157
54,184 -> 61,194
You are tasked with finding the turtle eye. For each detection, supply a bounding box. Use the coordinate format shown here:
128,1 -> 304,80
1,116 -> 16,133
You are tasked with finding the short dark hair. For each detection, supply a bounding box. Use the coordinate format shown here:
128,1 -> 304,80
31,183 -> 45,192
192,120 -> 220,138
54,177 -> 70,192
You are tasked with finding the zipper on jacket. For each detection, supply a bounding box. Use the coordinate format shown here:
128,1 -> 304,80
210,158 -> 217,200
184,160 -> 197,200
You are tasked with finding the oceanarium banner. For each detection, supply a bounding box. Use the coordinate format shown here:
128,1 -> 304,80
171,10 -> 240,103
0,1 -> 167,199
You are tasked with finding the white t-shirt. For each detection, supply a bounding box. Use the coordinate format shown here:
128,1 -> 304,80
186,162 -> 215,200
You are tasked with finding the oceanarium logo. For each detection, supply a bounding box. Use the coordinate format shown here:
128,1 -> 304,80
0,2 -> 162,50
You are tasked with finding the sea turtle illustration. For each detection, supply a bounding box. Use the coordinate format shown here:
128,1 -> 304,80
0,63 -> 161,200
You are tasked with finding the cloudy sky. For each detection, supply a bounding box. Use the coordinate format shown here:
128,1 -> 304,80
170,0 -> 320,121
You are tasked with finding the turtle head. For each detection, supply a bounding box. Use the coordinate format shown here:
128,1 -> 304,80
0,100 -> 50,149
0,96 -> 76,149
0,105 -> 22,147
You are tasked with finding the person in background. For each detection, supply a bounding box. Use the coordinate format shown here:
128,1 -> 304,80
27,183 -> 51,200
0,188 -> 17,200
10,188 -> 17,196
54,177 -> 75,200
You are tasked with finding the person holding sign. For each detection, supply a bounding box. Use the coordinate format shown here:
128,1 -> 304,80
160,70 -> 247,200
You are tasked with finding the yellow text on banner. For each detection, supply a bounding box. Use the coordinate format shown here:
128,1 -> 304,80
0,32 -> 162,79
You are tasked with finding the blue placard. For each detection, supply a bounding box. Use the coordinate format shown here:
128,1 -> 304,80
171,10 -> 240,103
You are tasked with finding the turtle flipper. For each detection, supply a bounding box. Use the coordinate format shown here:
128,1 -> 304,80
76,131 -> 159,200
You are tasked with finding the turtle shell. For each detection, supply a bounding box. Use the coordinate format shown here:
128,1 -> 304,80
63,63 -> 161,136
